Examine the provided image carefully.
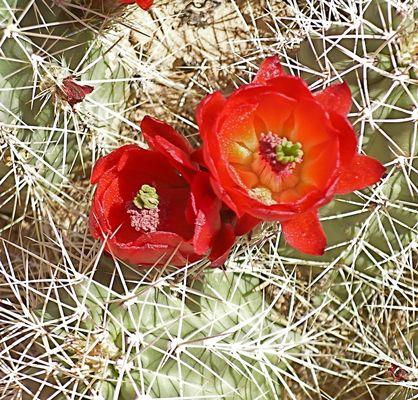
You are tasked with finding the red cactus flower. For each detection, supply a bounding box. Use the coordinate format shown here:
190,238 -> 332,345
59,77 -> 94,109
90,116 -> 250,267
196,56 -> 385,255
119,0 -> 153,10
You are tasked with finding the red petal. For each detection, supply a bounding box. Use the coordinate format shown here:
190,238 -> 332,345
120,0 -> 153,10
115,147 -> 184,187
291,99 -> 340,199
61,77 -> 94,108
209,177 -> 241,217
155,186 -> 195,239
336,154 -> 386,195
209,223 -> 236,267
329,112 -> 357,168
281,211 -> 326,255
298,138 -> 339,196
195,92 -> 227,177
196,92 -> 239,195
89,203 -> 104,239
195,91 -> 226,140
136,0 -> 153,9
141,116 -> 197,177
255,92 -> 296,133
235,214 -> 260,236
82,85 -> 94,95
292,97 -> 336,146
190,173 -> 222,255
191,147 -> 205,167
91,145 -> 138,184
252,56 -> 284,84
107,232 -> 198,267
268,76 -> 313,101
315,82 -> 352,116
224,183 -> 297,220
141,116 -> 193,155
145,135 -> 197,179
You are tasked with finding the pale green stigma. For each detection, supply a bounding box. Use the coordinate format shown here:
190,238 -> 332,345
133,184 -> 159,209
275,138 -> 304,164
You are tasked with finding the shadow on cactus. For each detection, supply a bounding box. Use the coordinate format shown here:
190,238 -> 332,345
23,272 -> 296,399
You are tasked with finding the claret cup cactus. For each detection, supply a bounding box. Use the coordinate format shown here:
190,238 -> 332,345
271,1 -> 417,260
0,2 -> 417,400
25,271 -> 292,399
271,0 -> 417,315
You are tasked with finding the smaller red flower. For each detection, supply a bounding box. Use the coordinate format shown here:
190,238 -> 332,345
90,116 -> 247,267
119,0 -> 153,10
59,77 -> 94,109
197,56 -> 386,255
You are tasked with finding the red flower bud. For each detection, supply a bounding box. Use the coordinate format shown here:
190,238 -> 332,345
90,117 -> 249,267
59,77 -> 94,109
196,56 -> 386,255
388,364 -> 409,382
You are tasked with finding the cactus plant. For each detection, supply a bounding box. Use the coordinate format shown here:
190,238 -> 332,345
0,0 -> 131,221
251,1 -> 417,397
17,270 -> 297,399
266,0 -> 417,305
125,0 -> 310,136
1,1 -> 417,400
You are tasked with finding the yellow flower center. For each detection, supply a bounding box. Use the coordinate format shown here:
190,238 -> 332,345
227,132 -> 305,205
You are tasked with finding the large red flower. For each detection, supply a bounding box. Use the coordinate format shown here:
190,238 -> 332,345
196,56 -> 385,255
119,0 -> 153,10
90,116 -> 248,267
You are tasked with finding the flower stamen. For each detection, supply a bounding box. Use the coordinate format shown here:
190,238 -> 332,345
129,184 -> 160,232
128,207 -> 159,232
258,132 -> 303,175
249,187 -> 276,205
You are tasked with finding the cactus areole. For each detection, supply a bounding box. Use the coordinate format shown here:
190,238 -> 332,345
196,56 -> 386,255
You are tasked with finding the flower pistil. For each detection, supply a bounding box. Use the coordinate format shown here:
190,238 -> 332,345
129,184 -> 160,232
133,184 -> 159,209
275,138 -> 303,164
259,132 -> 303,174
